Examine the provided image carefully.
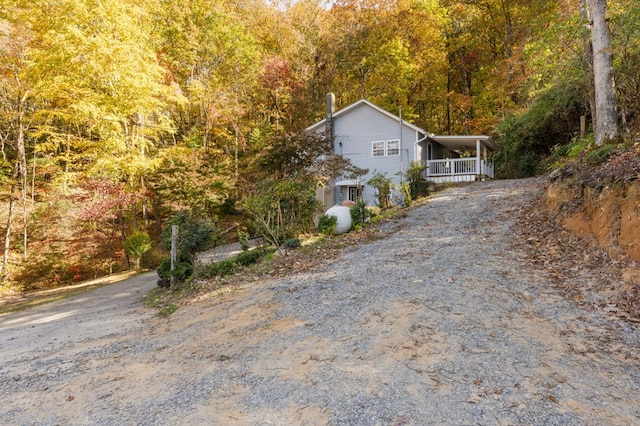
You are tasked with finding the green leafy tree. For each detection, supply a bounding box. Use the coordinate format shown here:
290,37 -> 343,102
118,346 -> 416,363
160,210 -> 219,264
124,231 -> 152,271
149,144 -> 234,214
252,131 -> 333,183
152,0 -> 259,177
157,210 -> 219,287
244,179 -> 319,251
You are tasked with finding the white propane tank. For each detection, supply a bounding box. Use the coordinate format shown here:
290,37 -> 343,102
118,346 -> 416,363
325,205 -> 352,235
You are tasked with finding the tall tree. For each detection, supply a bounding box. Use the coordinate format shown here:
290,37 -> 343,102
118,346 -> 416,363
152,0 -> 259,194
586,0 -> 619,146
0,6 -> 34,270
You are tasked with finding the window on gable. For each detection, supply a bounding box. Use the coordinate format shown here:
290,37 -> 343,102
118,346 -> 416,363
386,140 -> 400,156
372,141 -> 385,157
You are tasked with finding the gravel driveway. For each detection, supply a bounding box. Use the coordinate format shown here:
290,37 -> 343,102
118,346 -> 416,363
1,178 -> 639,425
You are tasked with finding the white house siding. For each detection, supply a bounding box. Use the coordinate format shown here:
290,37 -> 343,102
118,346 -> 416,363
332,103 -> 419,206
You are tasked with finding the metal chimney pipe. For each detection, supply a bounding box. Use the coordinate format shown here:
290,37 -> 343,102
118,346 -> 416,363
325,93 -> 335,145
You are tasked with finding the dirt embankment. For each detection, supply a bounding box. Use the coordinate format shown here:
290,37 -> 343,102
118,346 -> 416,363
546,179 -> 640,263
527,148 -> 640,318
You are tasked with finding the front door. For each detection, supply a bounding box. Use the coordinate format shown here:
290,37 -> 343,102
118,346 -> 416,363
348,186 -> 360,202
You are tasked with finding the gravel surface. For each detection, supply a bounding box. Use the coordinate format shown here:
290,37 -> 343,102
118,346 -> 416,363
1,178 -> 639,425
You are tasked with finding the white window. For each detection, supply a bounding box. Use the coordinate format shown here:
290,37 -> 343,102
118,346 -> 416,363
372,141 -> 385,157
386,140 -> 400,156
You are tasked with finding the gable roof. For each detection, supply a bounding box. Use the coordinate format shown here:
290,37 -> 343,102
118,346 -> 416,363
306,98 -> 428,135
306,97 -> 496,152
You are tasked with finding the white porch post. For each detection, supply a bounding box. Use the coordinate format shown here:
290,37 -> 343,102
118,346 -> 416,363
476,139 -> 481,178
482,145 -> 487,177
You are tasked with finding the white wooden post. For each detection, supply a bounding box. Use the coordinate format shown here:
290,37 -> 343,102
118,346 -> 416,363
483,145 -> 488,178
476,139 -> 481,179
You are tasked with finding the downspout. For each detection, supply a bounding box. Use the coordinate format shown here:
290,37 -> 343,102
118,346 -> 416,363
416,133 -> 430,179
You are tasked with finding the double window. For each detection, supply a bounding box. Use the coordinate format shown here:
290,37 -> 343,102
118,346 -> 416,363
372,140 -> 400,157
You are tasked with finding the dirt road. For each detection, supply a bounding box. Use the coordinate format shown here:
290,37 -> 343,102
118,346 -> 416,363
0,272 -> 156,358
1,178 -> 639,425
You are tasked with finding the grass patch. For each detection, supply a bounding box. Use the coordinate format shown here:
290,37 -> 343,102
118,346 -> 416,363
159,303 -> 179,317
198,247 -> 276,279
369,209 -> 396,224
142,287 -> 168,308
142,286 -> 186,317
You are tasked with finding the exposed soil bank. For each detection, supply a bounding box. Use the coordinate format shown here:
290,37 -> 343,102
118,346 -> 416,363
545,180 -> 640,262
528,148 -> 640,319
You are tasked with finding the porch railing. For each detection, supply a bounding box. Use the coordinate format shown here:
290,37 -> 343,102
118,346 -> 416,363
426,158 -> 494,179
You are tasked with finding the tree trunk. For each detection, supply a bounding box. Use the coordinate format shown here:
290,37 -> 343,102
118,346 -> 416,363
17,96 -> 28,261
2,183 -> 16,280
118,209 -> 131,270
63,130 -> 71,194
587,0 -> 618,146
153,199 -> 162,240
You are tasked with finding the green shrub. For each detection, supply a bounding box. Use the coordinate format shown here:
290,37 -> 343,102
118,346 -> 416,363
157,258 -> 193,288
407,161 -> 427,183
368,172 -> 392,209
399,182 -> 412,206
567,136 -> 592,158
349,201 -> 369,229
238,230 -> 250,251
494,81 -> 587,178
406,161 -> 429,199
366,206 -> 381,217
585,144 -> 615,164
519,153 -> 537,177
245,179 -> 319,250
317,214 -> 337,235
409,181 -> 430,199
140,246 -> 166,270
236,249 -> 262,266
284,238 -> 301,250
208,259 -> 238,277
160,211 -> 219,264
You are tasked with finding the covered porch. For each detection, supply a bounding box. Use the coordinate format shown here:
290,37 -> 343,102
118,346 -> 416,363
420,135 -> 497,183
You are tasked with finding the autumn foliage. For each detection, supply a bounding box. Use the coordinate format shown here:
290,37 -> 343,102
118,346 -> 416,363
0,0 -> 638,291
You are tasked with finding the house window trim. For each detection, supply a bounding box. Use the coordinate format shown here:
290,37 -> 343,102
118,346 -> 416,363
386,139 -> 400,156
372,139 -> 401,157
372,140 -> 385,157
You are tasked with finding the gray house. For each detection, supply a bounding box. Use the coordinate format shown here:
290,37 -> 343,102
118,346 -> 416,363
307,95 -> 497,209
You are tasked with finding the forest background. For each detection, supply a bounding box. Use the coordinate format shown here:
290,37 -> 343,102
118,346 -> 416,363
0,0 -> 638,291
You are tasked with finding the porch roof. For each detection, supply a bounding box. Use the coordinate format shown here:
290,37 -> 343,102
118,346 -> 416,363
430,135 -> 497,152
335,179 -> 359,187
